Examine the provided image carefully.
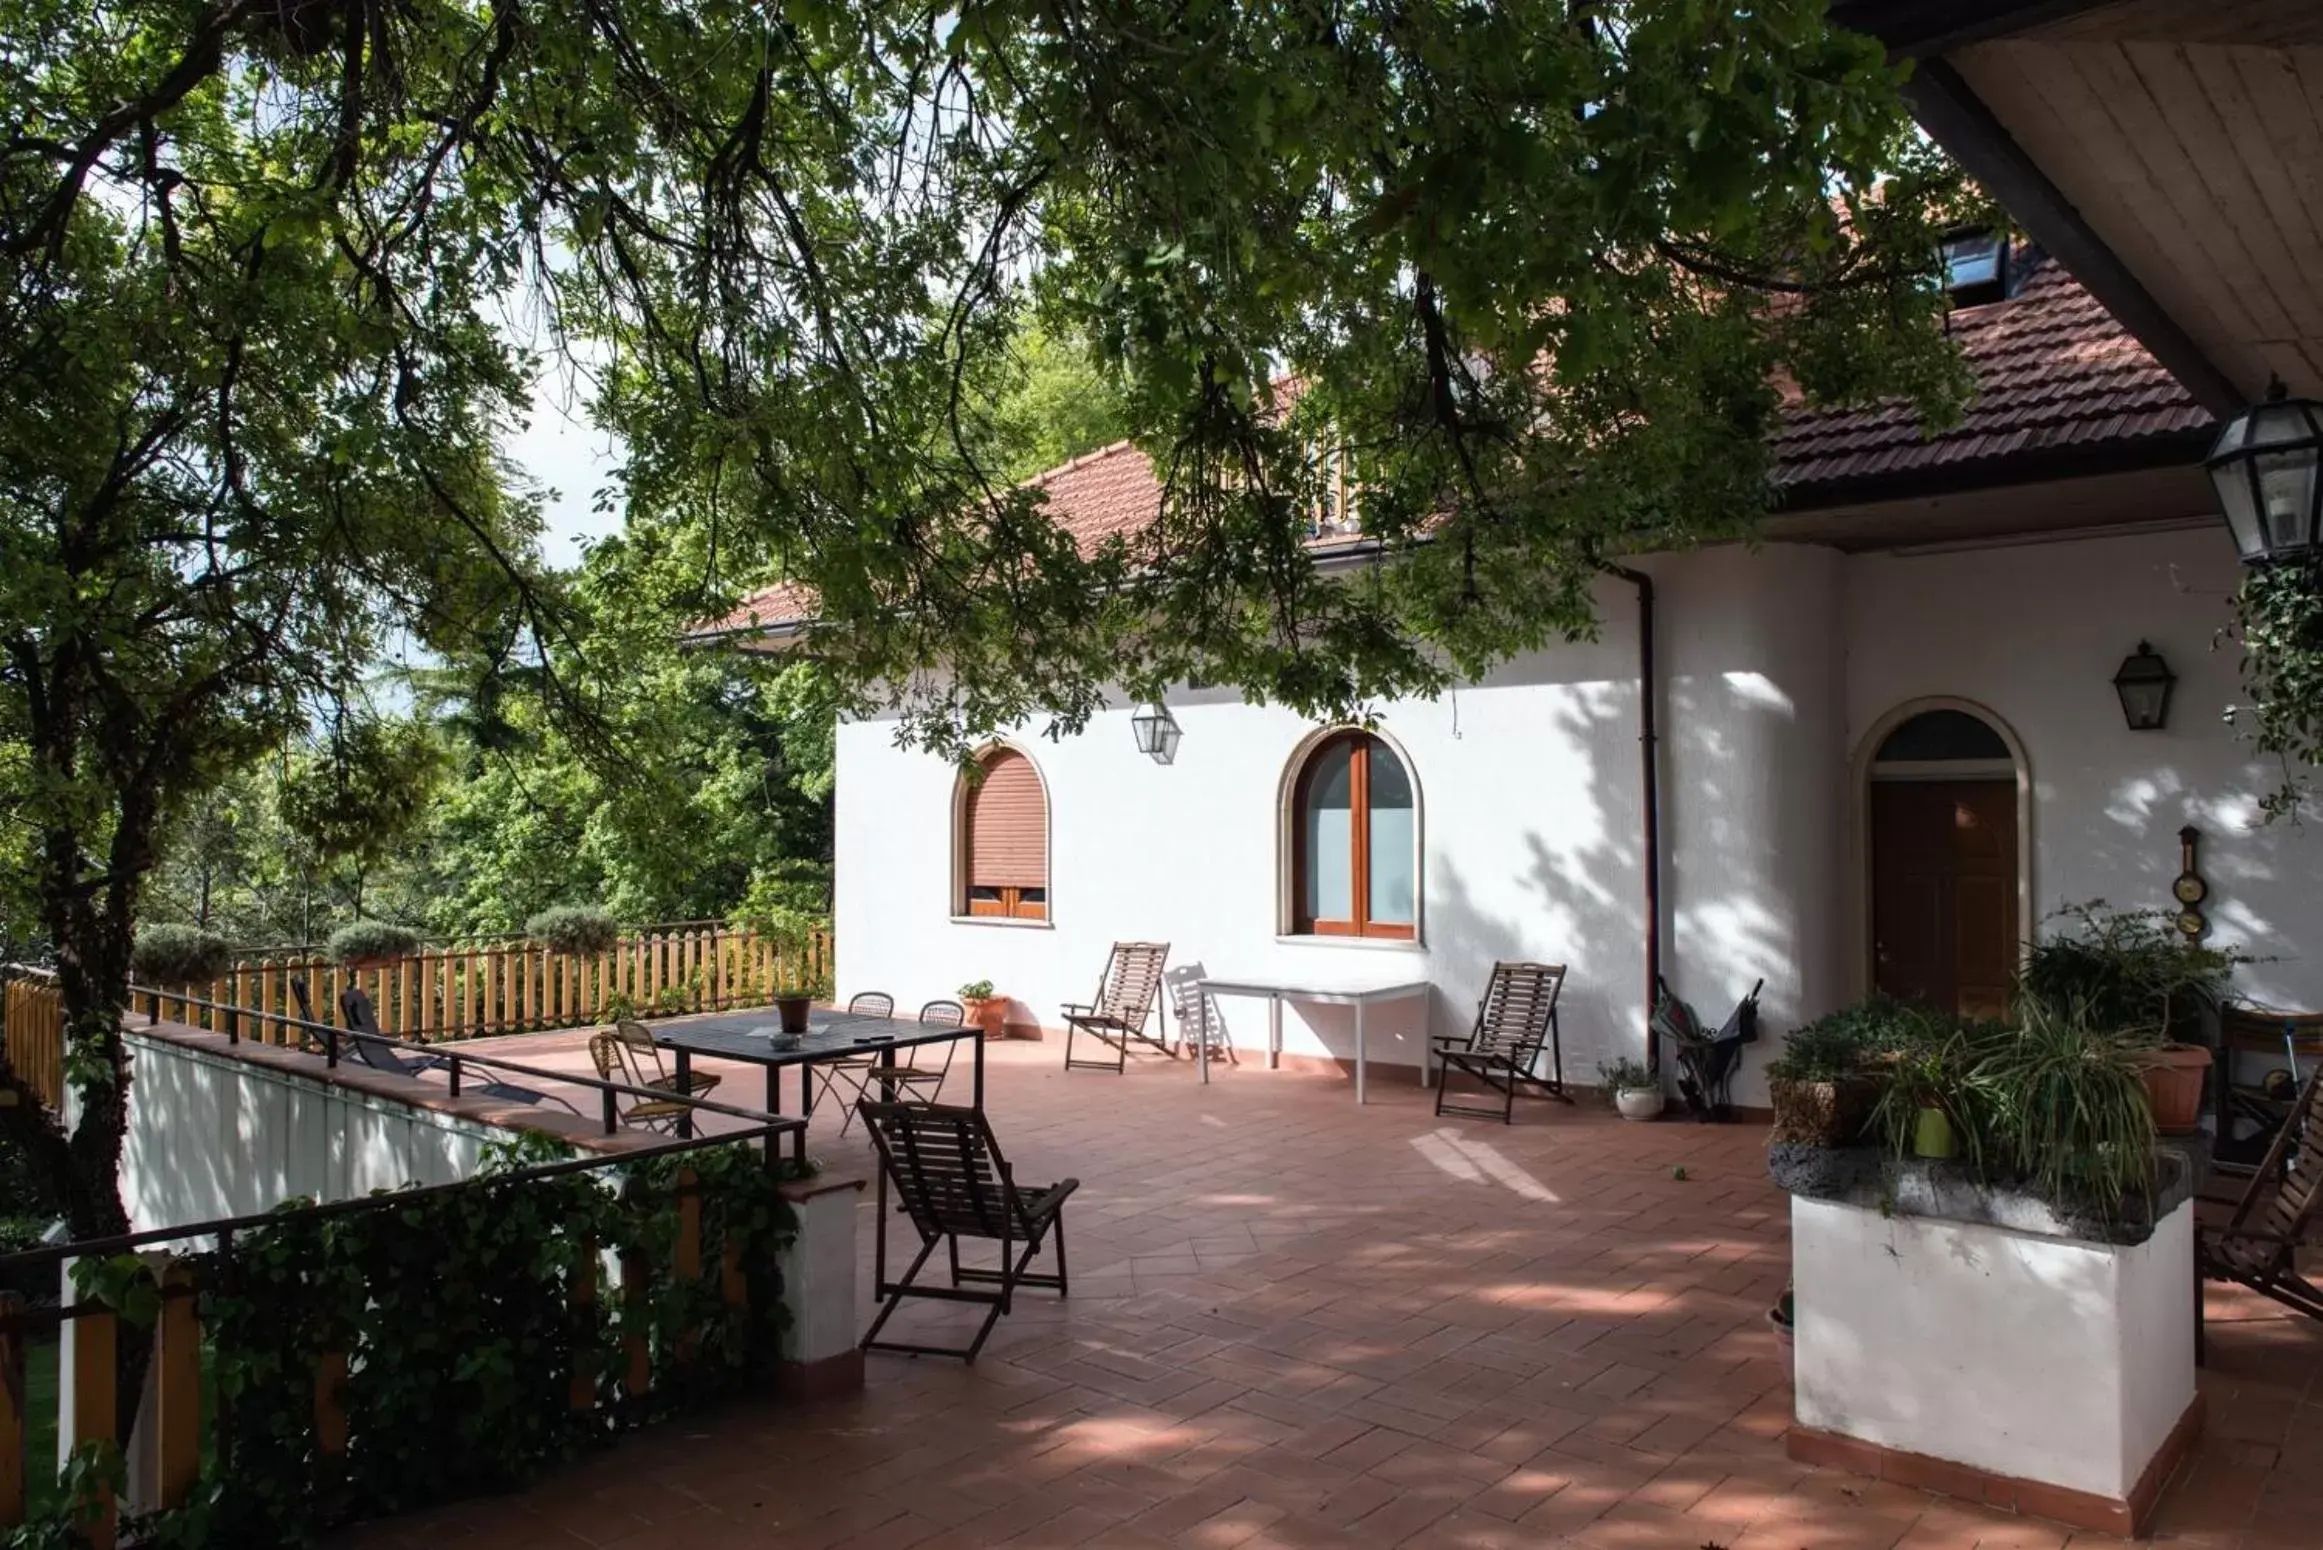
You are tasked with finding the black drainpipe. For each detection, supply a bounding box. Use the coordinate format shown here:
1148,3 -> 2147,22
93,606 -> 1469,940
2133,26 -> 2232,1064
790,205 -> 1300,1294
1599,562 -> 1662,1076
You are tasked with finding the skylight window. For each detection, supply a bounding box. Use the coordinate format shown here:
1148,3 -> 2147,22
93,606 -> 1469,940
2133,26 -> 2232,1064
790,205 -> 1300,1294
1942,229 -> 2011,306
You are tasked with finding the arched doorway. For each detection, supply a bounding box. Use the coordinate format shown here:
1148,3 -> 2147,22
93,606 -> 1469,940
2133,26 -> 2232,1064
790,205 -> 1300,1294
1859,703 -> 2029,1019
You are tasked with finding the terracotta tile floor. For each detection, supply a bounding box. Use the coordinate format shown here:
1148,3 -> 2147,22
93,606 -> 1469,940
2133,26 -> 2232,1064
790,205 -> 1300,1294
333,1037 -> 2323,1549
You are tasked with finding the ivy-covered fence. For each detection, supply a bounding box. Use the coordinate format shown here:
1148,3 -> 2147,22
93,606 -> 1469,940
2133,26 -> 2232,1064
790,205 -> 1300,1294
0,1135 -> 800,1549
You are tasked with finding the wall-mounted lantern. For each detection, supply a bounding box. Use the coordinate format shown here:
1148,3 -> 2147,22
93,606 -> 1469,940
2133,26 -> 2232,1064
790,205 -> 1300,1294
2207,379 -> 2323,566
2112,642 -> 2176,732
1131,701 -> 1181,764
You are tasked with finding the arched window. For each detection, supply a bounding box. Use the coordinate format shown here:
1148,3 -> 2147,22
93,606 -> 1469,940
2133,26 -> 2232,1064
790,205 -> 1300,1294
1290,732 -> 1417,939
958,748 -> 1049,920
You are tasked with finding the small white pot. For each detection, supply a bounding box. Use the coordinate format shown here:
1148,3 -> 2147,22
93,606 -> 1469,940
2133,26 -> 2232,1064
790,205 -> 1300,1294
1614,1086 -> 1665,1121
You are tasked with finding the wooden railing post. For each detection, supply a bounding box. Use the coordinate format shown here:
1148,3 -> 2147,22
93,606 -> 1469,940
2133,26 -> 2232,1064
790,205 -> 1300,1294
675,1169 -> 703,1364
570,1239 -> 598,1413
154,1263 -> 201,1511
620,1245 -> 651,1401
72,1302 -> 118,1550
0,1292 -> 24,1530
314,1349 -> 350,1458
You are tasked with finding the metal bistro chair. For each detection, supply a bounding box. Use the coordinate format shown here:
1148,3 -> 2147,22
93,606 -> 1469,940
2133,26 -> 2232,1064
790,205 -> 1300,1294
614,1019 -> 722,1103
857,1099 -> 1077,1361
860,1000 -> 968,1107
1062,942 -> 1171,1074
818,991 -> 898,1134
589,1030 -> 696,1134
1431,962 -> 1572,1123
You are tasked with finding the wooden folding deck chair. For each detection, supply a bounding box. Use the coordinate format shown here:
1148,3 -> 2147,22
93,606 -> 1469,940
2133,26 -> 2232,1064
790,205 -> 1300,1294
1062,941 -> 1171,1073
2199,1056 -> 2323,1331
1431,962 -> 1572,1123
856,1100 -> 1078,1361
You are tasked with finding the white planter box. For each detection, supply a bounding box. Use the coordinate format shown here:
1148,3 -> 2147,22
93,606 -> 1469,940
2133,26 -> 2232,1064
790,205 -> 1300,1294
1788,1190 -> 2200,1534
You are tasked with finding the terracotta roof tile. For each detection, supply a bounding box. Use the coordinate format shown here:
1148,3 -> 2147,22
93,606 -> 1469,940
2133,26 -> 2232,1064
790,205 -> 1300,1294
1766,257 -> 2211,492
709,260 -> 2210,632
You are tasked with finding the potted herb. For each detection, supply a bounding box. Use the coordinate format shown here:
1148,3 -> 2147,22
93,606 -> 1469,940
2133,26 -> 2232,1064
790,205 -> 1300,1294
525,905 -> 620,957
958,979 -> 1007,1040
327,919 -> 420,970
1869,1027 -> 1984,1162
1598,1057 -> 1663,1120
131,923 -> 234,988
772,980 -> 815,1035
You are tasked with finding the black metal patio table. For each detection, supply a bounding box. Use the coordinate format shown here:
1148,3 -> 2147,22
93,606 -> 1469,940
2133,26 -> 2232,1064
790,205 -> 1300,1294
650,1007 -> 984,1147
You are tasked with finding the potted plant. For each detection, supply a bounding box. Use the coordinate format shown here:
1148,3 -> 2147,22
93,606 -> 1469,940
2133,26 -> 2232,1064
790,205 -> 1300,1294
958,979 -> 1007,1040
1868,1024 -> 1985,1162
1971,998 -> 2160,1213
130,923 -> 233,990
1598,1057 -> 1664,1120
772,980 -> 815,1035
1765,1000 -> 1894,1147
2017,903 -> 2248,1138
327,919 -> 420,970
525,905 -> 620,957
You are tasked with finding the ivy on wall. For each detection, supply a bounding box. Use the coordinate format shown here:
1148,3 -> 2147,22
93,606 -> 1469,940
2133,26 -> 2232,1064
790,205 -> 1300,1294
5,1136 -> 800,1549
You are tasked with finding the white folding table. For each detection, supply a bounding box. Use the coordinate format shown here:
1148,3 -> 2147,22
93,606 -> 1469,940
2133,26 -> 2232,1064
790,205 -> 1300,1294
1191,978 -> 1431,1104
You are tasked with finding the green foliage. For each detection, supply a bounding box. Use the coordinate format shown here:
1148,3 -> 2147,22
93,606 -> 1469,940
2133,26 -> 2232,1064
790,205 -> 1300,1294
1867,1022 -> 1997,1171
2018,901 -> 2251,1041
1969,1000 -> 2159,1212
1596,1057 -> 1653,1096
326,920 -> 421,966
2228,561 -> 2323,819
129,925 -> 232,988
1766,997 -> 1923,1083
192,1143 -> 789,1546
978,326 -> 1133,483
958,979 -> 995,1001
524,907 -> 620,957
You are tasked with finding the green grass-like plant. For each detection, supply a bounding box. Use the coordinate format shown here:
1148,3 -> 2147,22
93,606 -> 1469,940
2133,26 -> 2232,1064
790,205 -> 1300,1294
1971,998 -> 2158,1211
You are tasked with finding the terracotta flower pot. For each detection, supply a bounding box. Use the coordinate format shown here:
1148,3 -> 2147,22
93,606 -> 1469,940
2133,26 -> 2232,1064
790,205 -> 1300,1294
962,996 -> 1009,1040
2135,1043 -> 2212,1136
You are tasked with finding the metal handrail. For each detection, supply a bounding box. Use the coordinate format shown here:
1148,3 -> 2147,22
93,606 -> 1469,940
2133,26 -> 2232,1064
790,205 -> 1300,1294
0,1120 -> 800,1281
125,982 -> 802,1138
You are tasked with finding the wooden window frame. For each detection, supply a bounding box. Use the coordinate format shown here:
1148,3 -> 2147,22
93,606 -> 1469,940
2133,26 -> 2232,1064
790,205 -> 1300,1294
1290,731 -> 1417,941
955,746 -> 1051,923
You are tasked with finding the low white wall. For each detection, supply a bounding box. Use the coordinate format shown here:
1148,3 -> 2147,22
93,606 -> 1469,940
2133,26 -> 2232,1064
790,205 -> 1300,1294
777,1178 -> 864,1369
119,1030 -> 499,1232
1792,1193 -> 2196,1500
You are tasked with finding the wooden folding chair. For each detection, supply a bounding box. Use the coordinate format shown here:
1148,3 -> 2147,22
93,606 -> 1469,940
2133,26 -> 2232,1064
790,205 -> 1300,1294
1062,942 -> 1171,1073
2199,1056 -> 2323,1332
857,1100 -> 1078,1361
1431,962 -> 1572,1123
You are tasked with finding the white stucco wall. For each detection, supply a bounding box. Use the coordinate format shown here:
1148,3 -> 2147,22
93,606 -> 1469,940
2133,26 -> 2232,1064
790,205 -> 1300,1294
834,519 -> 2323,1104
1845,524 -> 2322,1010
119,1031 -> 497,1232
838,545 -> 1847,1104
1792,1194 -> 2196,1500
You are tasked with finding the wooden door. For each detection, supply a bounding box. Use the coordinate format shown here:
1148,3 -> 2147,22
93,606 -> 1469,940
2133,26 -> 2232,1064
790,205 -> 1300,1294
1870,779 -> 2019,1019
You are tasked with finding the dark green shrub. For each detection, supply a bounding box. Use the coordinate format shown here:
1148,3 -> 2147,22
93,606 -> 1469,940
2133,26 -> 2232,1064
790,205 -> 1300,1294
327,919 -> 421,965
2018,901 -> 2249,1040
524,906 -> 620,956
130,923 -> 232,985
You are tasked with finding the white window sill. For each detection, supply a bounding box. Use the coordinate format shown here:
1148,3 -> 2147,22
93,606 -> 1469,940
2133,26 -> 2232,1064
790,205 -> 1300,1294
949,915 -> 1055,931
1274,934 -> 1428,953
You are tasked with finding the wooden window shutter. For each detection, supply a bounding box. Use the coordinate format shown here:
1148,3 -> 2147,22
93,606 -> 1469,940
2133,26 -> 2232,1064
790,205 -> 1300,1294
967,750 -> 1047,891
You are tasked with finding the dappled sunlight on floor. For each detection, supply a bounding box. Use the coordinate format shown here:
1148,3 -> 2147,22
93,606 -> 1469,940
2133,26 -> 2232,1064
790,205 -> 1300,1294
333,1036 -> 2323,1549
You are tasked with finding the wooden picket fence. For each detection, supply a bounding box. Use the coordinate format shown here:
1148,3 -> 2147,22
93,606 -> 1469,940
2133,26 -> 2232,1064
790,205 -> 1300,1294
2,975 -> 62,1111
0,924 -> 833,1108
